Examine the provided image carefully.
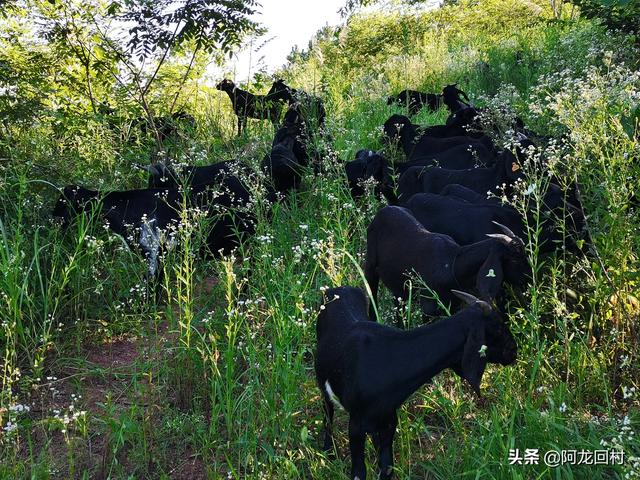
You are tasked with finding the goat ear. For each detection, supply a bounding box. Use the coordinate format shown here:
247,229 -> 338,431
475,250 -> 504,300
461,318 -> 487,396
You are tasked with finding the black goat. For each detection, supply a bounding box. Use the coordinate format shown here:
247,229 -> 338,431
261,140 -> 304,194
216,79 -> 283,136
434,183 -> 586,251
445,106 -> 482,132
407,188 -> 585,253
53,185 -> 180,277
345,150 -> 375,198
52,176 -> 255,276
138,111 -> 196,143
446,107 -> 553,146
137,160 -> 240,189
382,114 -> 494,165
273,107 -> 310,166
439,183 -> 495,203
345,150 -> 494,204
386,89 -> 441,116
441,84 -> 471,113
405,193 -> 524,245
365,206 -> 526,317
395,147 -> 525,202
315,286 -> 517,480
268,79 -> 326,129
100,106 -> 195,144
416,122 -> 494,151
262,107 -> 310,194
344,150 -> 394,199
383,104 -> 490,147
403,142 -> 496,170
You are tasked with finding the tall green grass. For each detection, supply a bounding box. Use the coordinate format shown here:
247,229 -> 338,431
0,2 -> 639,479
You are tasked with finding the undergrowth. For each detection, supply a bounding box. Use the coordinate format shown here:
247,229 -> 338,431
0,1 -> 639,478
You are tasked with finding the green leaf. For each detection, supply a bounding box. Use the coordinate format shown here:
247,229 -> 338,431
598,0 -> 633,6
106,1 -> 121,16
622,105 -> 640,138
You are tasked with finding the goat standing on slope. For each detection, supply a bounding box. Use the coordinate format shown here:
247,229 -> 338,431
315,286 -> 517,480
216,79 -> 283,136
382,114 -> 495,165
441,84 -> 472,113
386,89 -> 442,115
365,206 -> 527,317
52,176 -> 255,278
394,146 -> 525,202
267,79 -> 326,129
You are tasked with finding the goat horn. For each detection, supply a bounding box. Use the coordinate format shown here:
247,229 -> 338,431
491,221 -> 517,238
451,289 -> 480,305
486,233 -> 513,244
478,301 -> 492,315
452,290 -> 493,315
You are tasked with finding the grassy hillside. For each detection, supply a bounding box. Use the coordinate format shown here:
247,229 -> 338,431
0,0 -> 639,478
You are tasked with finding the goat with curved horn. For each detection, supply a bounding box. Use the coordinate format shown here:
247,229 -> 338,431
492,220 -> 518,238
451,289 -> 493,314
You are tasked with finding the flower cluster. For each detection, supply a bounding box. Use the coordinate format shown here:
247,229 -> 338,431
600,414 -> 639,479
51,393 -> 87,437
2,403 -> 30,437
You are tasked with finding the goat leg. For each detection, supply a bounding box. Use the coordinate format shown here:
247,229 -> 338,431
321,395 -> 335,455
375,414 -> 398,480
237,117 -> 242,136
348,417 -> 367,480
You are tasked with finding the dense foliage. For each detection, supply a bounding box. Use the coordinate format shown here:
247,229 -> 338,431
0,0 -> 638,478
0,0 -> 259,150
570,0 -> 640,31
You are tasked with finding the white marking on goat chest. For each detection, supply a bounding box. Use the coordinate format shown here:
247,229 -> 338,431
324,380 -> 345,410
